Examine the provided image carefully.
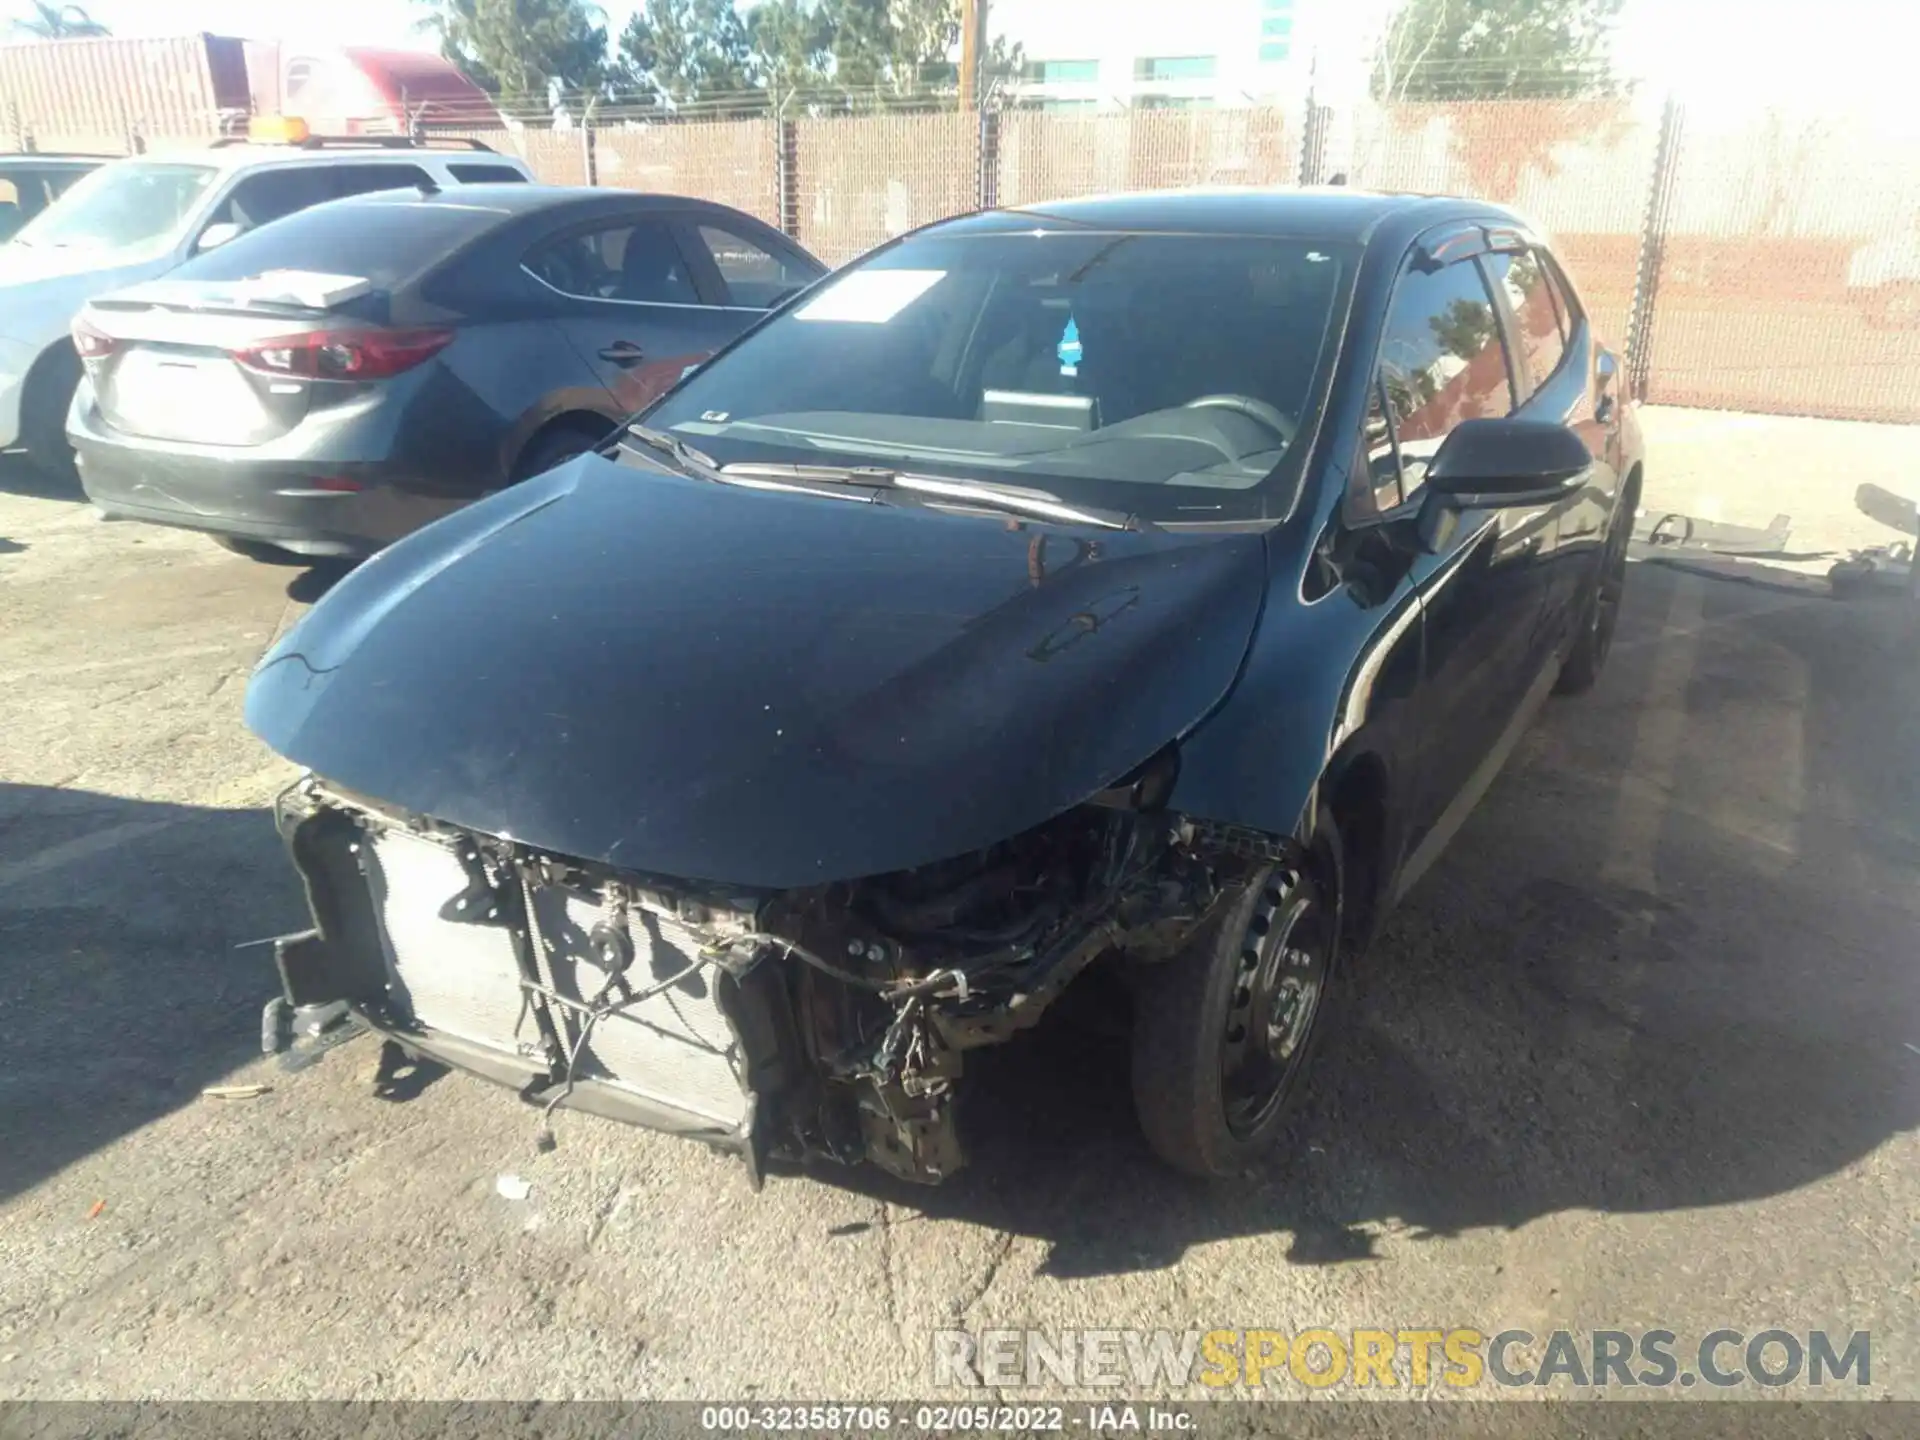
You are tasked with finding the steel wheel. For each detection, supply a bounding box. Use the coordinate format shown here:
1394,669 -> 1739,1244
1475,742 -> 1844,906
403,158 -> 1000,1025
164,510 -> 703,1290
1219,870 -> 1333,1139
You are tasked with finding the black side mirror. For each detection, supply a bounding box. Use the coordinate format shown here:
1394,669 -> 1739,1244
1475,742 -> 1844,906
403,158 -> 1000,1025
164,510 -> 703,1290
1415,418 -> 1591,552
1426,418 -> 1590,506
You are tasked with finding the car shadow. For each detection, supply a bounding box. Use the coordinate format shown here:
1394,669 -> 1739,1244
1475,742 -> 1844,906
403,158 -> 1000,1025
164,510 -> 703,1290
0,785 -> 309,1205
801,561 -> 1920,1276
285,558 -> 357,604
0,452 -> 82,502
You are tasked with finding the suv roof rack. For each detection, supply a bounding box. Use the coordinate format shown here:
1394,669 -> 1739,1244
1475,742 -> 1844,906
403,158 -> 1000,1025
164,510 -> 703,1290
208,134 -> 498,154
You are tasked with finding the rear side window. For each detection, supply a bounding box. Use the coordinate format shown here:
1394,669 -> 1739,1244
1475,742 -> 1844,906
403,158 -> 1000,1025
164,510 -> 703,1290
691,223 -> 814,308
210,167 -> 338,230
1374,256 -> 1514,503
525,220 -> 700,305
329,164 -> 433,198
171,200 -> 504,292
449,163 -> 527,183
1485,250 -> 1568,391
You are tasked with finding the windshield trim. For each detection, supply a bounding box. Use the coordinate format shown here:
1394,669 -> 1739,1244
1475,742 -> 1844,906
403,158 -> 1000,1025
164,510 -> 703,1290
640,227 -> 1362,530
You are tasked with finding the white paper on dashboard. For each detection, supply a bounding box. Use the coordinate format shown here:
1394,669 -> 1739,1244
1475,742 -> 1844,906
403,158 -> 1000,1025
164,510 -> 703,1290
794,269 -> 946,324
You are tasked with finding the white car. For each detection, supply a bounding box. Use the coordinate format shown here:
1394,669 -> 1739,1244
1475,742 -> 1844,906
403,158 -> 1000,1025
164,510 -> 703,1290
0,126 -> 531,477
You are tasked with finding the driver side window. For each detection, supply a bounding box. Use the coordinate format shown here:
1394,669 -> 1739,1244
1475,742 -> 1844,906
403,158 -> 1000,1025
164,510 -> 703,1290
1367,253 -> 1516,509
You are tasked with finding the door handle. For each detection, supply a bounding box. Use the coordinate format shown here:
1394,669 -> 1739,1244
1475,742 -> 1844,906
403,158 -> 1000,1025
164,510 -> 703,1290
598,341 -> 645,366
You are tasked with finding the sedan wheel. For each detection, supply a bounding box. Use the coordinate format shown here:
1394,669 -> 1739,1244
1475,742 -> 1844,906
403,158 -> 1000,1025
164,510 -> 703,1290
1555,493 -> 1633,695
1132,837 -> 1341,1178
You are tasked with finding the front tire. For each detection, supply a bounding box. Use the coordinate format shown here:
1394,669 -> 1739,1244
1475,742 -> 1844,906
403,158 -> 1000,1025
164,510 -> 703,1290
20,344 -> 81,486
1131,820 -> 1343,1178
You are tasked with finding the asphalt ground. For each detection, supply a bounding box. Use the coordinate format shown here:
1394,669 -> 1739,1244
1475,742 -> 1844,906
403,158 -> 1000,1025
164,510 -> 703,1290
0,432 -> 1914,1406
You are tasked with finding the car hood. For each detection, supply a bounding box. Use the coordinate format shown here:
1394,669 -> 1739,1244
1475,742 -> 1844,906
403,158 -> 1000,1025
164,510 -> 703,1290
247,456 -> 1270,888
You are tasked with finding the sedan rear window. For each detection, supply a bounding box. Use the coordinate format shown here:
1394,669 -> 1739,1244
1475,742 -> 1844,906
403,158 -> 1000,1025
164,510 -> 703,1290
647,231 -> 1355,523
171,197 -> 504,292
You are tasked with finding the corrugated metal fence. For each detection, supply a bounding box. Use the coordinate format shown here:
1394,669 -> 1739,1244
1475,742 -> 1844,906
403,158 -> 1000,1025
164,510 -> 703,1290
9,96 -> 1917,424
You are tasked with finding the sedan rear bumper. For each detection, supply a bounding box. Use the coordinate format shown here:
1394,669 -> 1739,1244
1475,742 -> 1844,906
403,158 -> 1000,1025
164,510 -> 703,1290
73,437 -> 467,558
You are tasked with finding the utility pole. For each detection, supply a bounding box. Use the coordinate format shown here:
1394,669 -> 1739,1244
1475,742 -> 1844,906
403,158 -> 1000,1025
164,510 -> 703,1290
959,0 -> 988,110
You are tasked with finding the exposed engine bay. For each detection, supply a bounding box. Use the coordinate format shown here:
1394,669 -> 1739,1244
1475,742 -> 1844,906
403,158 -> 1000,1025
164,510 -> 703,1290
269,768 -> 1283,1184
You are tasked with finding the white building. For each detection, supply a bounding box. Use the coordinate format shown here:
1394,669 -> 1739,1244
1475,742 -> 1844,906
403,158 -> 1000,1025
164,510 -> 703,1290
991,0 -> 1375,111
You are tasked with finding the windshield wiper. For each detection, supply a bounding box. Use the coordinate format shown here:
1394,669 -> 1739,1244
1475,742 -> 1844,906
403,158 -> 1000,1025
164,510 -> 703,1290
616,422 -> 725,482
717,462 -> 1146,532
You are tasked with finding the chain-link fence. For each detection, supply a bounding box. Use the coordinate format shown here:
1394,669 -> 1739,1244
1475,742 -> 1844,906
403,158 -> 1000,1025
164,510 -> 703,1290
9,92 -> 1917,424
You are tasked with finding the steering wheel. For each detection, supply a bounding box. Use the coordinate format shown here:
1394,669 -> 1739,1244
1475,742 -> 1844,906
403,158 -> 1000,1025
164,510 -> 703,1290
1183,394 -> 1296,447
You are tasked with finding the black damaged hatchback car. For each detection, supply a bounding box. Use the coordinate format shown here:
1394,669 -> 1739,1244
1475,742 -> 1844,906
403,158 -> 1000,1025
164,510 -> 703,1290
249,189 -> 1643,1182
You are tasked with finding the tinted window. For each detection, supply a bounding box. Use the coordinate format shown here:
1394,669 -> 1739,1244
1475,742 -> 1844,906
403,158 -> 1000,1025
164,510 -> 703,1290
1376,256 -> 1513,501
449,163 -> 528,183
1486,250 -> 1568,392
525,220 -> 699,304
692,223 -> 814,307
171,199 -> 504,291
1538,249 -> 1582,330
329,164 -> 433,198
211,168 -> 339,232
1360,377 -> 1405,512
646,232 -> 1355,524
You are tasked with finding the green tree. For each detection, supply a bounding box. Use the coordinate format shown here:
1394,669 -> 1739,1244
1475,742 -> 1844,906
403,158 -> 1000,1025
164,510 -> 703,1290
1429,295 -> 1497,360
9,2 -> 110,38
415,0 -> 612,101
1371,0 -> 1623,101
744,0 -> 833,98
617,0 -> 753,108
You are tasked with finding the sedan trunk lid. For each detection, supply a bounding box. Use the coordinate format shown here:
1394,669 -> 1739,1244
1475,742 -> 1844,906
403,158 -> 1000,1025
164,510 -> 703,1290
77,272 -> 394,447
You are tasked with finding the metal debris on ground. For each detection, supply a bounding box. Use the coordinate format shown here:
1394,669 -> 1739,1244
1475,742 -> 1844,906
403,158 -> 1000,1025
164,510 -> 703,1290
202,1083 -> 273,1100
1635,510 -> 1794,555
262,994 -> 368,1072
1829,541 -> 1916,600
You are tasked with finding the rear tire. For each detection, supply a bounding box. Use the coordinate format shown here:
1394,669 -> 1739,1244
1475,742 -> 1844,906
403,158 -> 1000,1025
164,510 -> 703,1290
510,422 -> 609,484
1131,813 -> 1344,1178
212,535 -> 301,565
1555,481 -> 1636,696
20,344 -> 80,487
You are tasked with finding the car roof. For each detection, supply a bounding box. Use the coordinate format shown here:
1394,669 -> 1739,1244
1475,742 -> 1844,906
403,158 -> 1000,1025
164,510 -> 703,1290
108,143 -> 530,175
938,187 -> 1516,243
0,154 -> 109,168
336,181 -> 758,219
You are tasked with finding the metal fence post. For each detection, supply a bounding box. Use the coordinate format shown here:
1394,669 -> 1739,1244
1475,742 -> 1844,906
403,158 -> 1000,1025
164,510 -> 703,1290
1625,93 -> 1685,404
1298,95 -> 1331,187
776,111 -> 800,240
977,105 -> 1000,211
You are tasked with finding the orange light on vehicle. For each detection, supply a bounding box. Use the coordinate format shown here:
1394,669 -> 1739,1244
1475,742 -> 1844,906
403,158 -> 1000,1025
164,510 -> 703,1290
248,115 -> 311,145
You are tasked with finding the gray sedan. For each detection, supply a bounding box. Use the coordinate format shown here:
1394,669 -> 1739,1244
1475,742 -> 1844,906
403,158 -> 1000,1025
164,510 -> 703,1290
69,184 -> 824,559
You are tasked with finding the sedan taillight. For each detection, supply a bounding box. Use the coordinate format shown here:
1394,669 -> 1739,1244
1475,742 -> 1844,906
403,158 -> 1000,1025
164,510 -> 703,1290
232,327 -> 456,381
71,317 -> 117,360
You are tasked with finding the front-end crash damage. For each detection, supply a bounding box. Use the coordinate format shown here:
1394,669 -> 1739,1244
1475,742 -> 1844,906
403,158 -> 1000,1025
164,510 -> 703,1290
270,764 -> 1294,1185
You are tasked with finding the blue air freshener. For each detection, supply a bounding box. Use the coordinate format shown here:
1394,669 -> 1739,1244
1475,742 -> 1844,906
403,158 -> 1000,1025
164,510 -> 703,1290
1057,315 -> 1083,377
